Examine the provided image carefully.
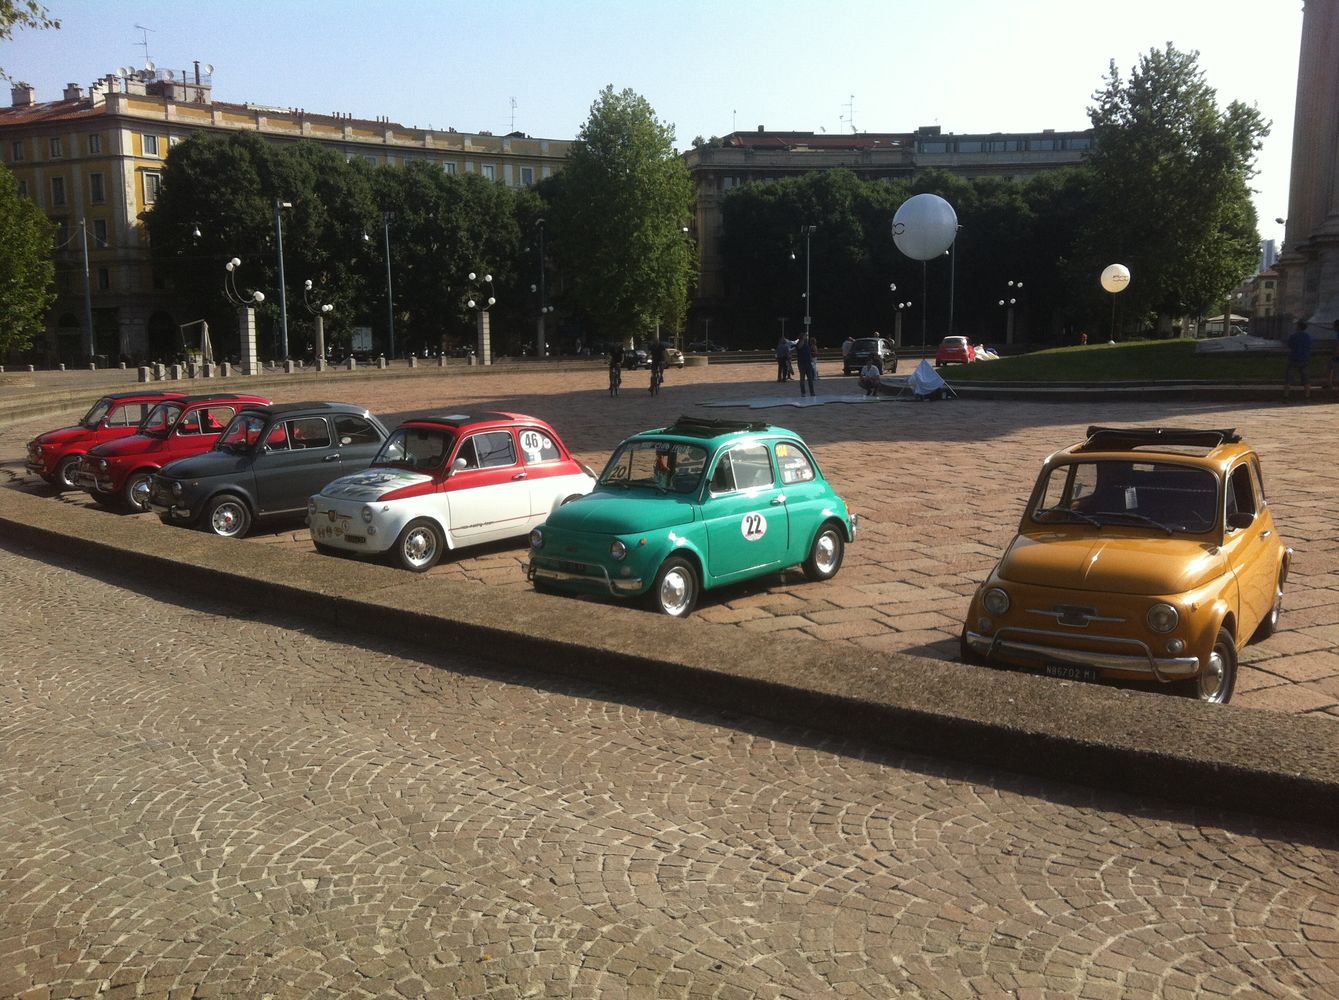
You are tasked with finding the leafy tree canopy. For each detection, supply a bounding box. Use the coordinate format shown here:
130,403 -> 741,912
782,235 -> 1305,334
0,161 -> 55,353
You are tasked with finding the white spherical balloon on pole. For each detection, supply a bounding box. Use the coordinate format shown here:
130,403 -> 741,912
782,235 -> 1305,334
893,194 -> 959,349
1101,264 -> 1130,342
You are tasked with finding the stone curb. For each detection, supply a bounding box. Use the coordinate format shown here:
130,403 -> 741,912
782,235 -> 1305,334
2,487 -> 1336,828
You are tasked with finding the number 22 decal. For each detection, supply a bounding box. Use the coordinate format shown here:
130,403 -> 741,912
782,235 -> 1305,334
740,512 -> 767,541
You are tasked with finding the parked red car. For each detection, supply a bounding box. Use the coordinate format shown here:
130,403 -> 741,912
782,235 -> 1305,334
26,390 -> 187,489
73,393 -> 271,511
935,336 -> 974,366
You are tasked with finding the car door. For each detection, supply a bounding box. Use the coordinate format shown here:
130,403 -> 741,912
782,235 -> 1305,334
252,416 -> 341,513
701,441 -> 790,581
444,429 -> 530,543
516,425 -> 576,521
1221,460 -> 1273,633
332,413 -> 386,474
168,404 -> 237,463
771,440 -> 831,563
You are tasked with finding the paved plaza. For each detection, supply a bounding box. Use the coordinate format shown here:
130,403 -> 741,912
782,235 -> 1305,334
2,542 -> 1337,999
4,361 -> 1335,718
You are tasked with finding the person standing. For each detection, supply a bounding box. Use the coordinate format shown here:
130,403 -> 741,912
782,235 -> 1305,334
776,335 -> 794,382
1284,318 -> 1312,401
842,335 -> 855,367
796,335 -> 818,397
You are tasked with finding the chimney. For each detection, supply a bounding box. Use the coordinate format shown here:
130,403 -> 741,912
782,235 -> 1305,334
64,82 -> 84,101
11,83 -> 35,107
757,125 -> 765,132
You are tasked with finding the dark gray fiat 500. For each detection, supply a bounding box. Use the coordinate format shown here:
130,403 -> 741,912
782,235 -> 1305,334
149,401 -> 388,538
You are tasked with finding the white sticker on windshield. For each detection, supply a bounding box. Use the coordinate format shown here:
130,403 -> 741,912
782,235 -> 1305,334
1124,487 -> 1137,509
741,512 -> 767,541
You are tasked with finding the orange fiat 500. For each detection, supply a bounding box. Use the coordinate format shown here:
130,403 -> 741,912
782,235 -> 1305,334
961,426 -> 1291,704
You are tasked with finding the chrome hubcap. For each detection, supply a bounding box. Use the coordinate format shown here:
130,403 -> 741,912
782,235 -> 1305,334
659,569 -> 691,615
129,477 -> 151,510
404,529 -> 436,566
211,504 -> 243,536
814,532 -> 839,573
59,461 -> 79,487
1200,649 -> 1226,702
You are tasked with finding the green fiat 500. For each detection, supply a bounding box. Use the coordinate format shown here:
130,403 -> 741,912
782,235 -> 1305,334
526,416 -> 858,616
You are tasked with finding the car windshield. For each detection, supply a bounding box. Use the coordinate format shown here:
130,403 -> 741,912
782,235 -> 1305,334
79,397 -> 113,428
1031,459 -> 1218,534
216,412 -> 267,453
140,402 -> 184,437
375,427 -> 453,471
599,439 -> 708,495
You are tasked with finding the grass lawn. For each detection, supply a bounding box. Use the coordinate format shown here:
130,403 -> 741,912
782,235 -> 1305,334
940,339 -> 1323,383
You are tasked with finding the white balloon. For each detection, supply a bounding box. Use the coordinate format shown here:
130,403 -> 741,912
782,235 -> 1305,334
1100,263 -> 1131,293
892,194 -> 959,261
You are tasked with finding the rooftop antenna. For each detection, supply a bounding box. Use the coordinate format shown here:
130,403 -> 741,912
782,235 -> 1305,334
732,108 -> 736,132
509,96 -> 516,131
843,94 -> 856,133
134,24 -> 155,63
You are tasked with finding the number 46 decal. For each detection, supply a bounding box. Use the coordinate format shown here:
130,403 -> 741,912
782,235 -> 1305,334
740,512 -> 767,541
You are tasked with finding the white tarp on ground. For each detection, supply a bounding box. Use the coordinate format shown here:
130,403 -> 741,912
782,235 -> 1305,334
906,359 -> 953,397
1193,335 -> 1281,353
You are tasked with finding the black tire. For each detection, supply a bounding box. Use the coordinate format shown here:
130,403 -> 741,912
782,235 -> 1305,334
1183,627 -> 1237,704
121,470 -> 154,513
200,493 -> 252,538
889,359 -> 898,374
648,556 -> 699,617
802,523 -> 845,582
394,517 -> 444,572
1252,572 -> 1284,642
55,455 -> 81,490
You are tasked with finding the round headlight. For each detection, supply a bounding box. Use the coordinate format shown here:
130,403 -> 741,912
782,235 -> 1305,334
1146,603 -> 1179,633
307,499 -> 317,517
982,588 -> 1010,615
609,539 -> 628,561
171,482 -> 183,497
361,505 -> 374,523
529,527 -> 544,549
98,458 -> 108,471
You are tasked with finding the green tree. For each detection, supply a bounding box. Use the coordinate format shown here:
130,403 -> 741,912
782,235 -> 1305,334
1080,44 -> 1268,326
546,86 -> 695,344
0,161 -> 55,354
1,1 -> 58,81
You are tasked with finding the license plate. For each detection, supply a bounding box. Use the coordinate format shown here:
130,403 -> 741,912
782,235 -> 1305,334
1045,663 -> 1098,683
557,560 -> 585,574
344,534 -> 366,544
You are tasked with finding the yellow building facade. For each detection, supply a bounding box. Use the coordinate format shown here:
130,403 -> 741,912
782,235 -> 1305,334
0,67 -> 571,363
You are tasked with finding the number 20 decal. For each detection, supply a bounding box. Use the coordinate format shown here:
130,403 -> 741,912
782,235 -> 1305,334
741,512 -> 767,541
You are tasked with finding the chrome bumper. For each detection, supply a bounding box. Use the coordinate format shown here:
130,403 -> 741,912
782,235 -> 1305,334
527,561 -> 643,595
148,500 -> 191,520
71,468 -> 111,493
964,628 -> 1200,683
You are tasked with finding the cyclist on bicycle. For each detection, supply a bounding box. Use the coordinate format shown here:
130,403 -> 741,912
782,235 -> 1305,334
648,340 -> 667,393
608,342 -> 625,396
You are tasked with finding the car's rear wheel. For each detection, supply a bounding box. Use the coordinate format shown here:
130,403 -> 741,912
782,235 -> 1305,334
201,493 -> 252,538
1252,572 -> 1285,641
649,556 -> 698,617
1184,627 -> 1237,704
802,523 -> 845,582
55,455 -> 81,489
395,517 -> 444,572
122,471 -> 154,513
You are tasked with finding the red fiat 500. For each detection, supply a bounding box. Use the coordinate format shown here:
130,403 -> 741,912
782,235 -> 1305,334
935,336 -> 975,366
26,390 -> 187,489
74,392 -> 271,511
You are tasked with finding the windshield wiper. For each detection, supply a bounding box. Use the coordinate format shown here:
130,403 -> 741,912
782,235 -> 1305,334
1091,510 -> 1174,535
1036,506 -> 1102,527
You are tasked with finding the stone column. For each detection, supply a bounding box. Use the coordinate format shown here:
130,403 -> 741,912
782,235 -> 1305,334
238,306 -> 261,375
476,311 -> 492,366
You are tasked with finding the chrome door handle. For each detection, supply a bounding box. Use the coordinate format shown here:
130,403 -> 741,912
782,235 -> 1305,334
323,454 -> 340,462
512,472 -> 527,480
771,495 -> 787,505
1260,530 -> 1271,538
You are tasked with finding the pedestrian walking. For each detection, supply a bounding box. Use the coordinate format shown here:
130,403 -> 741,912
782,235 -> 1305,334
1284,318 -> 1312,401
796,335 -> 817,397
776,335 -> 795,382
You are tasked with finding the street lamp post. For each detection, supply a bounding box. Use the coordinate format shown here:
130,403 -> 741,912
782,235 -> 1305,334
999,280 -> 1022,344
534,218 -> 547,358
466,271 -> 496,365
303,279 -> 334,368
895,301 -> 911,348
273,199 -> 292,361
800,224 -> 816,338
224,257 -> 265,375
888,283 -> 898,347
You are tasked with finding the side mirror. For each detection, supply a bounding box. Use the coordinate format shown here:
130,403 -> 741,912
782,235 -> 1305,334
449,456 -> 468,475
1227,511 -> 1255,530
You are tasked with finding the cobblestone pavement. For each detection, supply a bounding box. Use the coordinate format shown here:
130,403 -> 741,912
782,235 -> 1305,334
2,542 -> 1337,1000
4,363 -> 1338,718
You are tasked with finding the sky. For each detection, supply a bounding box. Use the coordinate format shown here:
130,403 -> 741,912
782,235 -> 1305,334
5,0 -> 1305,247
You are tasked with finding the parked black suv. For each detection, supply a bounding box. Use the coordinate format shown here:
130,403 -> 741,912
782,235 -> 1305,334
843,337 -> 898,376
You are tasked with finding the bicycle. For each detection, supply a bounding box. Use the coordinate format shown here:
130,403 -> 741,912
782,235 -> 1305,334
608,363 -> 622,397
649,362 -> 664,395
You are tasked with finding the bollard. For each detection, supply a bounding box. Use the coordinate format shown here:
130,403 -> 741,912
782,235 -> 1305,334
438,355 -> 447,368
27,364 -> 34,372
88,362 -> 97,371
170,364 -> 183,380
220,362 -> 232,377
119,362 -> 127,370
377,355 -> 388,370
345,357 -> 356,371
58,363 -> 66,371
137,366 -> 150,383
408,355 -> 418,369
201,362 -> 215,378
315,359 -> 327,372
283,360 -> 296,374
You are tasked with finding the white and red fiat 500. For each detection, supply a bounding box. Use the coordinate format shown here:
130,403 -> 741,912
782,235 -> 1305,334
308,411 -> 596,571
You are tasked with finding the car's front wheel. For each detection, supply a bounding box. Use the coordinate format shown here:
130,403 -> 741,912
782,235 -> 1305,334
394,518 -> 444,572
201,493 -> 252,538
802,523 -> 845,582
649,556 -> 699,617
55,455 -> 82,489
122,471 -> 154,513
1185,627 -> 1237,704
1252,571 -> 1285,641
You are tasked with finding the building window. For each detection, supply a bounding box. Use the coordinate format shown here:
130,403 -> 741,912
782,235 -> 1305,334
98,267 -> 110,290
10,139 -> 24,161
1030,138 -> 1056,151
93,218 -> 108,247
958,141 -> 983,153
88,133 -> 101,154
54,219 -> 69,244
17,180 -> 27,197
920,141 -> 948,153
51,176 -> 66,206
1068,137 -> 1092,151
90,172 -> 105,203
521,166 -> 534,185
482,164 -> 496,181
143,134 -> 160,156
143,171 -> 162,204
442,161 -> 457,175
49,136 -> 63,158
